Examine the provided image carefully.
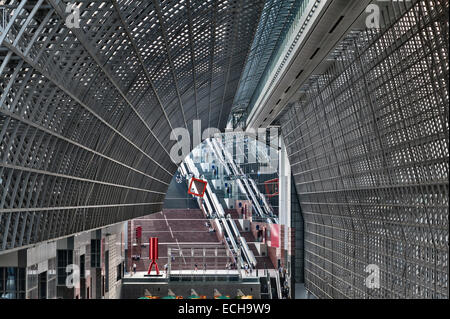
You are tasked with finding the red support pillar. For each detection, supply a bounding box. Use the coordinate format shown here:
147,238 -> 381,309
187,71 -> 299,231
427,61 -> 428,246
147,237 -> 160,275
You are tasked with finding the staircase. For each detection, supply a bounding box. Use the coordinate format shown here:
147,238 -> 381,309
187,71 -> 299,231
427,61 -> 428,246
130,209 -> 232,272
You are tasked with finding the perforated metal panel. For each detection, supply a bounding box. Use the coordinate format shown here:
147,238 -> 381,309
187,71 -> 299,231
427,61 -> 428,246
281,0 -> 449,298
0,0 -> 264,252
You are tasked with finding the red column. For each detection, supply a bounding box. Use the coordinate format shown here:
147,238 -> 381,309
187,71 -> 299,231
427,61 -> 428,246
147,237 -> 160,275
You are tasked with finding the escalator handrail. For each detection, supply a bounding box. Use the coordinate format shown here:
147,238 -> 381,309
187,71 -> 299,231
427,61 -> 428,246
184,157 -> 244,266
275,270 -> 283,299
225,217 -> 257,267
214,138 -> 273,221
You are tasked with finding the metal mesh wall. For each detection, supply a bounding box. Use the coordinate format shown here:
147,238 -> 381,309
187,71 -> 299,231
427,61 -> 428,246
0,0 -> 264,252
281,0 -> 449,298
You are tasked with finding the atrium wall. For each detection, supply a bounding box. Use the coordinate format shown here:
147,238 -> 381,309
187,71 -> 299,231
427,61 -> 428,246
281,0 -> 449,298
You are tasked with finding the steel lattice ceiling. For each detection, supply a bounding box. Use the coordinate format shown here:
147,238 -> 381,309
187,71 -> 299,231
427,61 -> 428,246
0,0 -> 264,251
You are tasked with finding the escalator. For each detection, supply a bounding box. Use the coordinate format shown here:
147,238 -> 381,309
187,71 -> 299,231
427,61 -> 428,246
178,158 -> 256,271
259,276 -> 270,299
270,277 -> 278,299
209,138 -> 274,222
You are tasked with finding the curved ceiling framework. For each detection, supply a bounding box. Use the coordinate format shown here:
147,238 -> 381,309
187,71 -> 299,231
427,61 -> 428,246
0,0 -> 448,301
281,0 -> 449,298
0,0 -> 264,252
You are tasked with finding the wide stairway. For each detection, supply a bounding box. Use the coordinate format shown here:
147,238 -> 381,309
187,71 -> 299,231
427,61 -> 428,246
131,209 -> 232,272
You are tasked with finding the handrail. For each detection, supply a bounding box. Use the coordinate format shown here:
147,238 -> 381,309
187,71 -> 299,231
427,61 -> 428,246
211,139 -> 260,215
249,178 -> 271,214
181,140 -> 272,270
225,215 -> 257,267
275,270 -> 283,299
267,270 -> 273,299
212,137 -> 275,222
239,236 -> 257,267
181,157 -> 246,268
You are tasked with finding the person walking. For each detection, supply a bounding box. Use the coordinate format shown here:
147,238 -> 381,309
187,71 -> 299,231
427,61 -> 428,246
278,264 -> 283,276
133,263 -> 137,275
194,263 -> 198,272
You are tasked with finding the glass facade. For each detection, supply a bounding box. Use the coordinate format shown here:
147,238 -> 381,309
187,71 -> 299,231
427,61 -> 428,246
0,267 -> 25,299
91,240 -> 101,268
80,255 -> 85,279
47,258 -> 57,299
57,250 -> 73,286
26,264 -> 38,299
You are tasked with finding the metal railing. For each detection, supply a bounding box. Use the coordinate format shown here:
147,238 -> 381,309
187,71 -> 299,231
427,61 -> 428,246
179,157 -> 257,272
211,138 -> 277,223
275,270 -> 283,299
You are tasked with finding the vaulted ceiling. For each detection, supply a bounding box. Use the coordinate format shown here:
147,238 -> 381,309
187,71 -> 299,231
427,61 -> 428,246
0,0 -> 264,251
